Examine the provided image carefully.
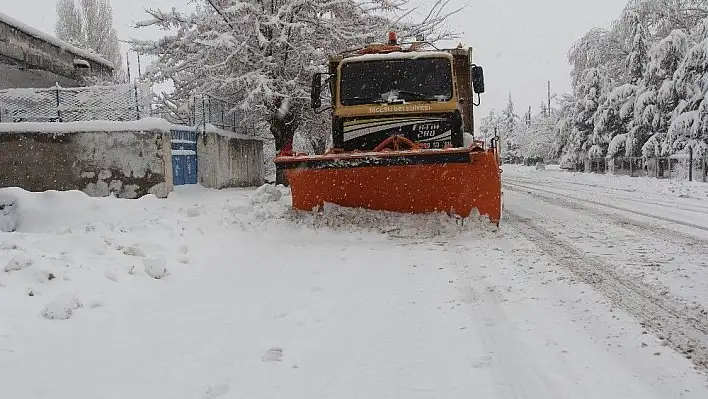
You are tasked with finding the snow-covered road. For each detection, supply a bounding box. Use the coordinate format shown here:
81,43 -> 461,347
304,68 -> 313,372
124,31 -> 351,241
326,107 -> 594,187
502,166 -> 708,379
2,169 -> 708,398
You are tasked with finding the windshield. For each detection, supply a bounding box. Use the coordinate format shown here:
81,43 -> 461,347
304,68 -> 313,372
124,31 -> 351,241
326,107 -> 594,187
339,57 -> 453,105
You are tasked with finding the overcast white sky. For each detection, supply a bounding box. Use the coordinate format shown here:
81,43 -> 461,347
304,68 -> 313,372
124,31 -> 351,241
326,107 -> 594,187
3,0 -> 628,116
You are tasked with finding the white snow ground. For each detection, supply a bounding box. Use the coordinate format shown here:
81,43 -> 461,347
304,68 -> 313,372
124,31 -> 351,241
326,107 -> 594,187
1,173 -> 708,398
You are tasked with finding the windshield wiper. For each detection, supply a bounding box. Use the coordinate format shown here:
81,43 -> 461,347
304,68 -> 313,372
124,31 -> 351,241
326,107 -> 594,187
341,97 -> 387,105
396,90 -> 428,100
388,90 -> 438,103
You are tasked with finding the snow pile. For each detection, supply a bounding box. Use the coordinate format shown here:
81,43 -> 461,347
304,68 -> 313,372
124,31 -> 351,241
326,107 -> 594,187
261,347 -> 284,362
41,293 -> 83,320
204,385 -> 230,398
0,190 -> 19,232
216,184 -> 502,240
285,202 -> 498,239
143,257 -> 168,279
4,255 -> 33,272
251,184 -> 282,204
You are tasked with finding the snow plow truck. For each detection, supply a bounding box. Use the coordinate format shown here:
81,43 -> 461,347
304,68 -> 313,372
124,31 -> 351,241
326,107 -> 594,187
274,32 -> 502,225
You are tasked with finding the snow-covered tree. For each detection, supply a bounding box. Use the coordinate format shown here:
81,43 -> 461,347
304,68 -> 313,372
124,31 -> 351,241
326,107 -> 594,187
569,67 -> 607,160
498,94 -> 523,161
552,0 -> 708,163
513,106 -> 556,161
623,10 -> 650,84
479,109 -> 501,139
664,21 -> 708,156
55,0 -> 83,45
501,94 -> 520,136
55,0 -> 123,82
629,0 -> 708,39
591,83 -> 637,157
568,28 -> 625,88
638,29 -> 688,156
552,94 -> 578,162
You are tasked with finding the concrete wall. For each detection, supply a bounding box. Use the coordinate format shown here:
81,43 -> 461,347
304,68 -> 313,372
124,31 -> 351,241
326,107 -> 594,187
0,64 -> 78,89
197,129 -> 264,189
0,16 -> 113,89
0,128 -> 173,198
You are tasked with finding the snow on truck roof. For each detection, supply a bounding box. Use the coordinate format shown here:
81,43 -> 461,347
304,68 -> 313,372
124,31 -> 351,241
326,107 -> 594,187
341,51 -> 454,63
0,11 -> 114,69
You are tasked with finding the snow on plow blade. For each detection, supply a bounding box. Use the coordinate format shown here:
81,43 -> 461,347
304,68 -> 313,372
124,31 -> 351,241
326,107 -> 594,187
274,147 -> 502,225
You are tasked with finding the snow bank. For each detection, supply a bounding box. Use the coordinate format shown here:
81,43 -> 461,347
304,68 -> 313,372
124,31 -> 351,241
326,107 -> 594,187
0,190 -> 19,232
505,164 -> 708,201
0,187 -> 159,233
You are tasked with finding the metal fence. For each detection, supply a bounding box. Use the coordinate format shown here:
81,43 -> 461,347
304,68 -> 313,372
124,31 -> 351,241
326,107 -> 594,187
586,153 -> 708,182
194,95 -> 239,132
194,95 -> 261,134
0,83 -> 152,123
0,84 -> 260,138
154,94 -> 258,134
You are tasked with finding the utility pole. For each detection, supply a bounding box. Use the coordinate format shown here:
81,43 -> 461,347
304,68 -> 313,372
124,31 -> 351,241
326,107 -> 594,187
126,52 -> 131,83
548,81 -> 551,117
137,53 -> 142,82
527,105 -> 532,126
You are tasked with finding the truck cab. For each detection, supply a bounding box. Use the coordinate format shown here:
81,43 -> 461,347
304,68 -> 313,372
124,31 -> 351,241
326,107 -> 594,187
311,33 -> 485,151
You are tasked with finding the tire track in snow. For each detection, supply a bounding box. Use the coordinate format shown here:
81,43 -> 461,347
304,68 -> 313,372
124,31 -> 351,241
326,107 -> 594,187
504,209 -> 708,372
448,247 -> 563,398
504,181 -> 708,238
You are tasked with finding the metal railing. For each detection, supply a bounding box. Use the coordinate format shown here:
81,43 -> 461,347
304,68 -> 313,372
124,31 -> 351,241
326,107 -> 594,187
586,153 -> 708,182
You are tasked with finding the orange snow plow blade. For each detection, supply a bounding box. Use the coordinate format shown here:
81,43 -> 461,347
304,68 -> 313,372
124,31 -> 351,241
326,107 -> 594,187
274,143 -> 502,225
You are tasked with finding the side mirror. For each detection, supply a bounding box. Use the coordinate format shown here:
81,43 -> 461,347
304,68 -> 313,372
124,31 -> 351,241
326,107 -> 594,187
472,65 -> 485,94
311,74 -> 322,109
